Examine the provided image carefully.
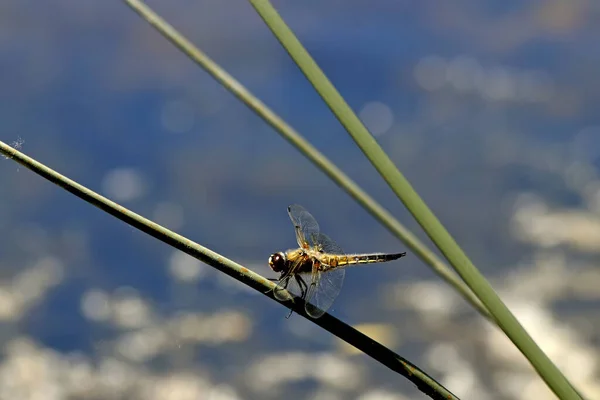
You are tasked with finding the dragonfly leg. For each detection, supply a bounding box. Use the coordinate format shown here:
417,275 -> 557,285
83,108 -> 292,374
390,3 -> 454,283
284,275 -> 311,320
295,275 -> 308,300
264,277 -> 280,294
264,278 -> 276,294
265,271 -> 291,294
284,275 -> 296,319
285,275 -> 307,320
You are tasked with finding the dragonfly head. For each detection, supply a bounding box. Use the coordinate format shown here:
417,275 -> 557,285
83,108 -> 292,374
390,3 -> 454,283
268,252 -> 287,273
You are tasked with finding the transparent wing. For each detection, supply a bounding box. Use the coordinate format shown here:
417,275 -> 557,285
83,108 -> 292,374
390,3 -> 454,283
286,206 -> 346,318
303,232 -> 345,318
287,204 -> 320,249
311,232 -> 344,254
273,275 -> 294,302
304,267 -> 345,318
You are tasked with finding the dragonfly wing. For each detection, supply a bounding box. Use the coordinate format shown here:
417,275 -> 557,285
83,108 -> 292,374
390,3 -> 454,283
312,232 -> 344,254
273,275 -> 294,302
287,204 -> 320,249
304,267 -> 345,318
286,205 -> 346,318
304,226 -> 345,317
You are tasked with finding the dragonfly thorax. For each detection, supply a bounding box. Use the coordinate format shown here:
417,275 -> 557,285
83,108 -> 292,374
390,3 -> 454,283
268,251 -> 288,273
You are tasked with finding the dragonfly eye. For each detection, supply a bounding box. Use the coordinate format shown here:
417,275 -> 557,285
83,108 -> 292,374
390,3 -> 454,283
268,252 -> 287,273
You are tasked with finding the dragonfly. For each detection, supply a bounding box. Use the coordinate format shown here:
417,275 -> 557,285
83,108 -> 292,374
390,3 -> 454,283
268,204 -> 407,319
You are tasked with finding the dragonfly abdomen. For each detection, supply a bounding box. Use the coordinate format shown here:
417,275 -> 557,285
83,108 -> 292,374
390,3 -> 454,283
327,252 -> 406,267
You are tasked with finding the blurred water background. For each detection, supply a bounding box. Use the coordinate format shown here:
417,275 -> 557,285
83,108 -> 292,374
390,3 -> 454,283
1,1 -> 599,399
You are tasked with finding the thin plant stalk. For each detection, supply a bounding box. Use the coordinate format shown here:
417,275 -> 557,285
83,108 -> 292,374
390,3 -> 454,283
246,1 -> 581,399
122,0 -> 492,322
0,140 -> 459,400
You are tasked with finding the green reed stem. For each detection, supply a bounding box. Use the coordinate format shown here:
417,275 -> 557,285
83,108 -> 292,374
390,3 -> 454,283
245,1 -> 582,399
121,0 -> 492,324
0,140 -> 459,400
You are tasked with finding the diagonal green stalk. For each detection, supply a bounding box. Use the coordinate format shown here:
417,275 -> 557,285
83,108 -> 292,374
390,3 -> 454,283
246,1 -> 582,399
122,0 -> 492,322
0,140 -> 459,400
